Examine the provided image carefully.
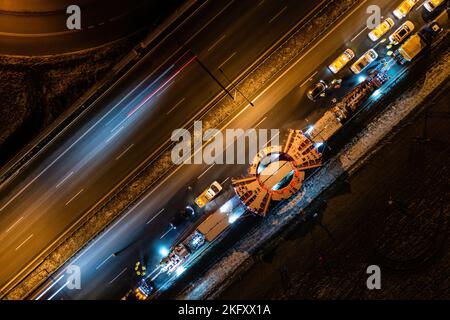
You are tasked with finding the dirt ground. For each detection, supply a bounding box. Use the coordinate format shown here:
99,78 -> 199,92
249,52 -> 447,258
220,83 -> 450,300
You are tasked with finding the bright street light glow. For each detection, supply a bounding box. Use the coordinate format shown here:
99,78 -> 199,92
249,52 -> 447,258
159,246 -> 169,257
358,76 -> 366,83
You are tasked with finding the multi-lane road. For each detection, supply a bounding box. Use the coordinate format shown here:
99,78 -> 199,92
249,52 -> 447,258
0,0 -> 185,55
0,0 -> 329,297
27,0 -> 439,300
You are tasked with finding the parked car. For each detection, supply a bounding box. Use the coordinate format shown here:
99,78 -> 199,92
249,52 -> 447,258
393,0 -> 419,19
307,80 -> 328,101
350,49 -> 378,74
368,17 -> 395,41
389,21 -> 415,45
195,181 -> 222,208
328,49 -> 355,74
424,0 -> 445,12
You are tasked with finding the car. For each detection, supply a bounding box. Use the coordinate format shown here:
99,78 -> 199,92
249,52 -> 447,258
393,0 -> 419,19
424,0 -> 445,12
350,49 -> 378,74
307,80 -> 328,101
389,21 -> 415,45
328,49 -> 355,74
194,181 -> 222,208
368,18 -> 395,41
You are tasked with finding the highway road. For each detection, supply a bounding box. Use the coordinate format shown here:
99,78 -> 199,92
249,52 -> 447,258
0,0 -> 184,55
0,0 -> 325,297
30,0 -> 437,300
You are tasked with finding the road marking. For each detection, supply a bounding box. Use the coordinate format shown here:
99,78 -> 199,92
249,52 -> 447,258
197,164 -> 215,180
166,98 -> 186,115
157,80 -> 175,97
257,0 -> 265,6
146,208 -> 165,225
96,254 -> 114,270
109,268 -> 128,284
106,126 -> 124,143
160,226 -> 174,239
55,171 -> 74,189
415,3 -> 424,11
115,144 -> 135,161
255,116 -> 267,128
208,34 -> 226,52
218,51 -> 237,70
269,6 -> 287,24
65,189 -> 84,207
15,234 -> 34,251
5,216 -> 24,234
300,71 -> 318,88
351,26 -> 368,42
221,177 -> 230,185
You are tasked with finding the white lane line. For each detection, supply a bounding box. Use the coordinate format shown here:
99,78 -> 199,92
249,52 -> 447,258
106,126 -> 124,143
5,216 -> 24,233
160,226 -> 174,239
218,51 -> 237,70
15,234 -> 34,251
96,254 -> 114,270
146,208 -> 165,225
221,177 -> 230,185
55,171 -> 74,189
351,26 -> 368,42
300,71 -> 318,88
255,116 -> 267,128
65,189 -> 84,207
166,98 -> 186,115
257,0 -> 265,6
208,34 -> 226,52
157,80 -> 175,97
109,267 -> 127,284
116,144 -> 134,161
197,164 -> 215,180
415,3 -> 424,11
269,6 -> 287,24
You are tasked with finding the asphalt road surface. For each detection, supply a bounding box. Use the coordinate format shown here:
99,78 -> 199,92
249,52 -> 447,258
0,0 -> 184,55
29,0 -> 434,300
0,0 -> 325,297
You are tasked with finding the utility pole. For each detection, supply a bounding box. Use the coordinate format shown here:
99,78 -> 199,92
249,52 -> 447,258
219,68 -> 255,107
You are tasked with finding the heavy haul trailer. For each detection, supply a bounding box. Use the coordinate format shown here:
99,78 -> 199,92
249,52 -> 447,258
133,197 -> 244,299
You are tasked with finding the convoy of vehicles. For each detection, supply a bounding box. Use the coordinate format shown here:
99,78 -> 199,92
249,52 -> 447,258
393,0 -> 419,19
194,181 -> 223,208
350,49 -> 379,74
369,17 -> 396,41
389,20 -> 415,44
328,49 -> 355,74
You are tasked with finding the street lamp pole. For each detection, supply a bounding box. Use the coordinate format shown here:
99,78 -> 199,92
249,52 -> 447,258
219,67 -> 255,107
